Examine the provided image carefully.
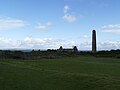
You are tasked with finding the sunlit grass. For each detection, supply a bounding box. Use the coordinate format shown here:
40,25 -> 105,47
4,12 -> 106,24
0,56 -> 120,90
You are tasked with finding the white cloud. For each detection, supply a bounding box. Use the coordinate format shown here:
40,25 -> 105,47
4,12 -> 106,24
63,5 -> 77,23
19,37 -> 76,49
79,40 -> 120,51
64,5 -> 70,13
0,17 -> 26,30
102,24 -> 120,29
101,24 -> 120,34
0,37 -> 19,49
63,14 -> 77,23
0,37 -> 76,50
0,36 -> 120,50
79,42 -> 92,50
98,41 -> 120,50
35,22 -> 53,30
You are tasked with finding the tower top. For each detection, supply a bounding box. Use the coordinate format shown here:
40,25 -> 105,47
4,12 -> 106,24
93,30 -> 96,32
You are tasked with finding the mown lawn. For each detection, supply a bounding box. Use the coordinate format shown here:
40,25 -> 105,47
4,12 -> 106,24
0,56 -> 120,90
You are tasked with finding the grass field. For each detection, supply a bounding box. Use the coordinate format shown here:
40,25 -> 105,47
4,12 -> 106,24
1,56 -> 120,90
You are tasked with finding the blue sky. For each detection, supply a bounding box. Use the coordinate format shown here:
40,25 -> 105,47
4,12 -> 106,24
0,0 -> 120,50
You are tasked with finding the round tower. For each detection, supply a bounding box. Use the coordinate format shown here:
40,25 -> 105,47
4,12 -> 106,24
92,30 -> 97,53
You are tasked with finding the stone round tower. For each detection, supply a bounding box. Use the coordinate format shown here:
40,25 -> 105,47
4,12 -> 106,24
92,30 -> 97,53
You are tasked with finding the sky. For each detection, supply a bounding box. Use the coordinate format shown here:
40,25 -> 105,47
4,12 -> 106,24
0,0 -> 120,50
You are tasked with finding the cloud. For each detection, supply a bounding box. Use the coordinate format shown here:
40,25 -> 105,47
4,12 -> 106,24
0,37 -> 19,49
79,42 -> 92,50
0,37 -> 76,50
63,5 -> 77,23
20,37 -> 76,49
79,40 -> 120,50
64,5 -> 70,13
35,22 -> 53,30
0,17 -> 26,30
98,41 -> 120,50
0,36 -> 120,50
63,14 -> 77,23
101,24 -> 120,34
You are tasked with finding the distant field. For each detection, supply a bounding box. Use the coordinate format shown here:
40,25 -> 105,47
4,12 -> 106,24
1,56 -> 120,90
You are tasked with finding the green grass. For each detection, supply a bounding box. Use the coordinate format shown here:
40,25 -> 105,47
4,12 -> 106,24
1,56 -> 120,90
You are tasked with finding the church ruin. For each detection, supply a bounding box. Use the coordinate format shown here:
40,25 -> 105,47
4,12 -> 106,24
58,46 -> 78,52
